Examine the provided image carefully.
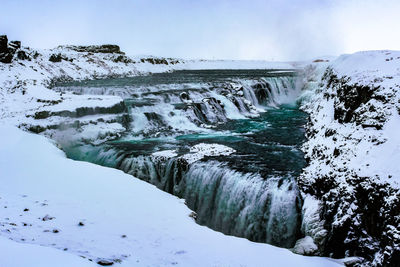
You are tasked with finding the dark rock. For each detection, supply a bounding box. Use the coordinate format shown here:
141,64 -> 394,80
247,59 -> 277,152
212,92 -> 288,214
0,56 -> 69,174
66,45 -> 123,54
32,51 -> 40,59
42,215 -> 55,221
9,40 -> 21,50
0,35 -> 8,52
17,50 -> 29,61
0,36 -> 20,63
0,52 -> 13,63
28,125 -> 46,133
333,148 -> 340,157
140,57 -> 170,65
324,129 -> 336,137
0,35 -> 15,63
49,53 -> 63,62
180,92 -> 189,101
97,260 -> 114,266
33,110 -> 51,119
112,55 -> 133,63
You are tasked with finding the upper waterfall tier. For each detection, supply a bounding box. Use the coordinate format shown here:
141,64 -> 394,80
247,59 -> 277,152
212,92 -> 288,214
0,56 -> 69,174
52,70 -> 300,141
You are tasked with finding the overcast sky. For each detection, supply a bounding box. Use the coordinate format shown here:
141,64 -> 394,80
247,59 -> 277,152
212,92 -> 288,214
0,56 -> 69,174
1,0 -> 399,61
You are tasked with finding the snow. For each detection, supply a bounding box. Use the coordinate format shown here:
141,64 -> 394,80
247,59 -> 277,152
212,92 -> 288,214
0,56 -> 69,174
300,194 -> 327,248
183,143 -> 236,164
330,50 -> 400,86
350,113 -> 400,188
0,125 -> 340,266
0,236 -> 96,267
292,236 -> 318,256
151,144 -> 237,164
151,149 -> 179,158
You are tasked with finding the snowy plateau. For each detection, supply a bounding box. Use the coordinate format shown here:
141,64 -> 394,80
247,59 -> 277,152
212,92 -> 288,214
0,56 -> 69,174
0,35 -> 399,267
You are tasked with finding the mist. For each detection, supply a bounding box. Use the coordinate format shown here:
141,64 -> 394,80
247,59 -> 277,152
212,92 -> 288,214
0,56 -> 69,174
1,0 -> 399,61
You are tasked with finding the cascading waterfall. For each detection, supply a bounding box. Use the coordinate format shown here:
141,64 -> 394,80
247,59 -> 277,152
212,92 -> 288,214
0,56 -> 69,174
70,148 -> 302,248
57,70 -> 306,249
182,162 -> 302,248
55,74 -> 298,138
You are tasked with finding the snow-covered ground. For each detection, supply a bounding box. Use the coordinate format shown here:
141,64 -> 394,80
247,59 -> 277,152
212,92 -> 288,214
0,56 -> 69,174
0,125 -> 340,267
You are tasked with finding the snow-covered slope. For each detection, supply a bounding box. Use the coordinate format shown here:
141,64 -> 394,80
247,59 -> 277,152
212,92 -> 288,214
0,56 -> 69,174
299,50 -> 400,266
0,125 -> 340,267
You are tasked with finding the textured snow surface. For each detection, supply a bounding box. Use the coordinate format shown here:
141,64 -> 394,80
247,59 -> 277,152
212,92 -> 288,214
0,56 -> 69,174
331,50 -> 400,85
0,126 -> 340,267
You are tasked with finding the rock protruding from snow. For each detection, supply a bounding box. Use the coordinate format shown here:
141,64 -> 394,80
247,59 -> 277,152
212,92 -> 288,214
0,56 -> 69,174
0,35 -> 9,51
63,45 -> 123,54
0,35 -> 14,63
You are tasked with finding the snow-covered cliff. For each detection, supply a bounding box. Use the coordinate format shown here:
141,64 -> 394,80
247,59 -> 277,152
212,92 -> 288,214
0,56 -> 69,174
300,50 -> 400,266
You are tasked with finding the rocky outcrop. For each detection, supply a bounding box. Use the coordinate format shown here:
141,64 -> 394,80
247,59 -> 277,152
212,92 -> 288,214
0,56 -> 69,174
323,68 -> 388,130
63,45 -> 123,54
0,35 -> 30,63
49,53 -> 73,62
0,35 -> 13,63
140,57 -> 180,65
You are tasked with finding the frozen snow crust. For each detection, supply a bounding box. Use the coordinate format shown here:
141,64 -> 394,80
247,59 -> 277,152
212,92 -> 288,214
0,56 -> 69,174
300,50 -> 400,266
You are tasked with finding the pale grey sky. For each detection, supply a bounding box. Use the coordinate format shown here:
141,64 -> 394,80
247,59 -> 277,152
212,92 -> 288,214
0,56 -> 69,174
1,0 -> 399,61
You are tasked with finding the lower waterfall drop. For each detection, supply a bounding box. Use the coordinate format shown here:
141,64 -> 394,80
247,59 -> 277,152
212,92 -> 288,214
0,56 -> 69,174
182,161 -> 302,248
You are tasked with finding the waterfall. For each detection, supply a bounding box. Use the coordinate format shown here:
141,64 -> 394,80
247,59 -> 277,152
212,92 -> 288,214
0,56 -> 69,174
183,161 -> 302,248
58,71 -> 305,249
78,147 -> 302,248
54,75 -> 299,139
